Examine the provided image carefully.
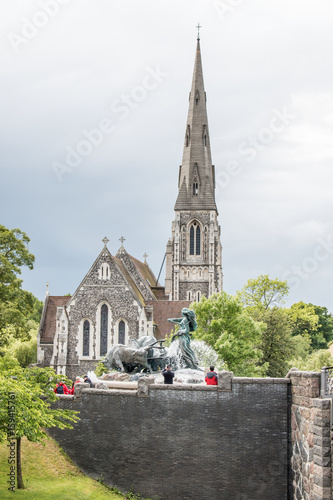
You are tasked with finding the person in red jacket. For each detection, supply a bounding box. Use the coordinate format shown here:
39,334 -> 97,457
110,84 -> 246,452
205,366 -> 218,385
54,381 -> 70,395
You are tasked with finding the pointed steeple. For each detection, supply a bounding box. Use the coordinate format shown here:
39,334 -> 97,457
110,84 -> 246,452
175,38 -> 217,212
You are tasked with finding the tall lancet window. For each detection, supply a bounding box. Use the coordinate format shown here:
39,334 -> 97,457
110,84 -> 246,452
118,320 -> 125,344
193,179 -> 198,195
190,222 -> 201,256
100,304 -> 108,356
83,320 -> 90,356
195,90 -> 200,105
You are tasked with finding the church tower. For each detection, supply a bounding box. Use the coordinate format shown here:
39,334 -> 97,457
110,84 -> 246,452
165,36 -> 223,301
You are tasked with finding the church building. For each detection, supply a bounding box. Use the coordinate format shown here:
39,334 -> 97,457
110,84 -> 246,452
37,36 -> 223,380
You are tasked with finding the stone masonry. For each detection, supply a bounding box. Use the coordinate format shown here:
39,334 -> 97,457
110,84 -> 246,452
288,369 -> 332,500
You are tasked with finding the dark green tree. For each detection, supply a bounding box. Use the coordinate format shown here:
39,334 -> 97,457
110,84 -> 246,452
0,225 -> 36,352
312,305 -> 333,347
255,307 -> 295,377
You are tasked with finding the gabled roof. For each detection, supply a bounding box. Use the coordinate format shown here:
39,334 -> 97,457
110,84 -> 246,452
39,296 -> 71,343
113,256 -> 146,306
115,246 -> 156,301
130,254 -> 158,287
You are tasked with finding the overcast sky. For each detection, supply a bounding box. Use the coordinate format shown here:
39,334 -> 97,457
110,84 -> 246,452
1,0 -> 333,313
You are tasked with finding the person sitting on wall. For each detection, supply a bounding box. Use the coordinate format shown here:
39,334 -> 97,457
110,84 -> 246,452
54,381 -> 70,395
205,366 -> 218,386
70,376 -> 82,395
162,365 -> 175,385
83,375 -> 93,388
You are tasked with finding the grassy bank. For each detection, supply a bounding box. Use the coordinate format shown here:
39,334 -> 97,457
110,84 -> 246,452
0,436 -> 142,499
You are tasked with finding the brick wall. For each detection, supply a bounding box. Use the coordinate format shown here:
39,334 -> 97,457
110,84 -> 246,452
49,375 -> 290,500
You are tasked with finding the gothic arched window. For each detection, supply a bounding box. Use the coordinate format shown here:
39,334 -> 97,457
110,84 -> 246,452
192,182 -> 198,195
196,226 -> 201,255
83,320 -> 90,356
119,320 -> 125,344
190,222 -> 201,256
100,304 -> 108,356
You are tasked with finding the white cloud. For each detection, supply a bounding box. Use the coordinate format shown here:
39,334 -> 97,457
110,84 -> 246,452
1,0 -> 333,313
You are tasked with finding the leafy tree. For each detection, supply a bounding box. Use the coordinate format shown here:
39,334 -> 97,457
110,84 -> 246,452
0,225 -> 35,352
13,337 -> 37,368
253,307 -> 295,377
290,334 -> 311,360
0,358 -> 79,490
192,292 -> 266,377
288,349 -> 333,372
312,305 -> 333,346
287,301 -> 323,351
27,295 -> 43,323
238,274 -> 289,311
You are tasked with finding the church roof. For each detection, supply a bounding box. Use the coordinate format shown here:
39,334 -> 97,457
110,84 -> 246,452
113,256 -> 146,306
175,38 -> 217,212
129,254 -> 158,287
39,295 -> 71,343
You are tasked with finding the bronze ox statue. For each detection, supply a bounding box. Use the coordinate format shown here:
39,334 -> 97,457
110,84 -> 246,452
103,344 -> 152,373
102,336 -> 167,373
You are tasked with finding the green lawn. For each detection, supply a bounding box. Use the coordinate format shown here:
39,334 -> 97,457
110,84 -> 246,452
0,436 -> 145,499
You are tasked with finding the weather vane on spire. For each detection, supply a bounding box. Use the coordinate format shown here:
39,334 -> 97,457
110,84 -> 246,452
196,23 -> 201,40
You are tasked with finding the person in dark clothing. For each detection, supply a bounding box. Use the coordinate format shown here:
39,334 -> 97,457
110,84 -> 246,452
54,381 -> 70,394
162,365 -> 175,385
205,366 -> 218,386
83,375 -> 93,388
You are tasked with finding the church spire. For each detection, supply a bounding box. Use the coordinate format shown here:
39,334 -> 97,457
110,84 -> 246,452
174,37 -> 217,212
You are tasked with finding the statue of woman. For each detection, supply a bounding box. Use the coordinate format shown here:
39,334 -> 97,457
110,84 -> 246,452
167,308 -> 199,370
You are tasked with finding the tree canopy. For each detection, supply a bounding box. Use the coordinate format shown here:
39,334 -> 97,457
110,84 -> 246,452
192,291 -> 266,376
0,225 -> 36,352
238,274 -> 289,311
0,357 -> 79,489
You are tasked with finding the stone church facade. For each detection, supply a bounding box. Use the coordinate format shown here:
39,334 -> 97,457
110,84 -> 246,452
37,37 -> 223,380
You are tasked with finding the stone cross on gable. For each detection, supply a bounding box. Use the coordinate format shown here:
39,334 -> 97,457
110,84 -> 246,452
102,236 -> 109,247
119,236 -> 126,248
143,253 -> 148,263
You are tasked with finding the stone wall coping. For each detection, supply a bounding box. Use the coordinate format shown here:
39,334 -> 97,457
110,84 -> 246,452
95,381 -> 138,390
286,369 -> 321,379
234,377 -> 290,384
56,394 -> 74,400
81,388 -> 137,396
150,383 -> 216,391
